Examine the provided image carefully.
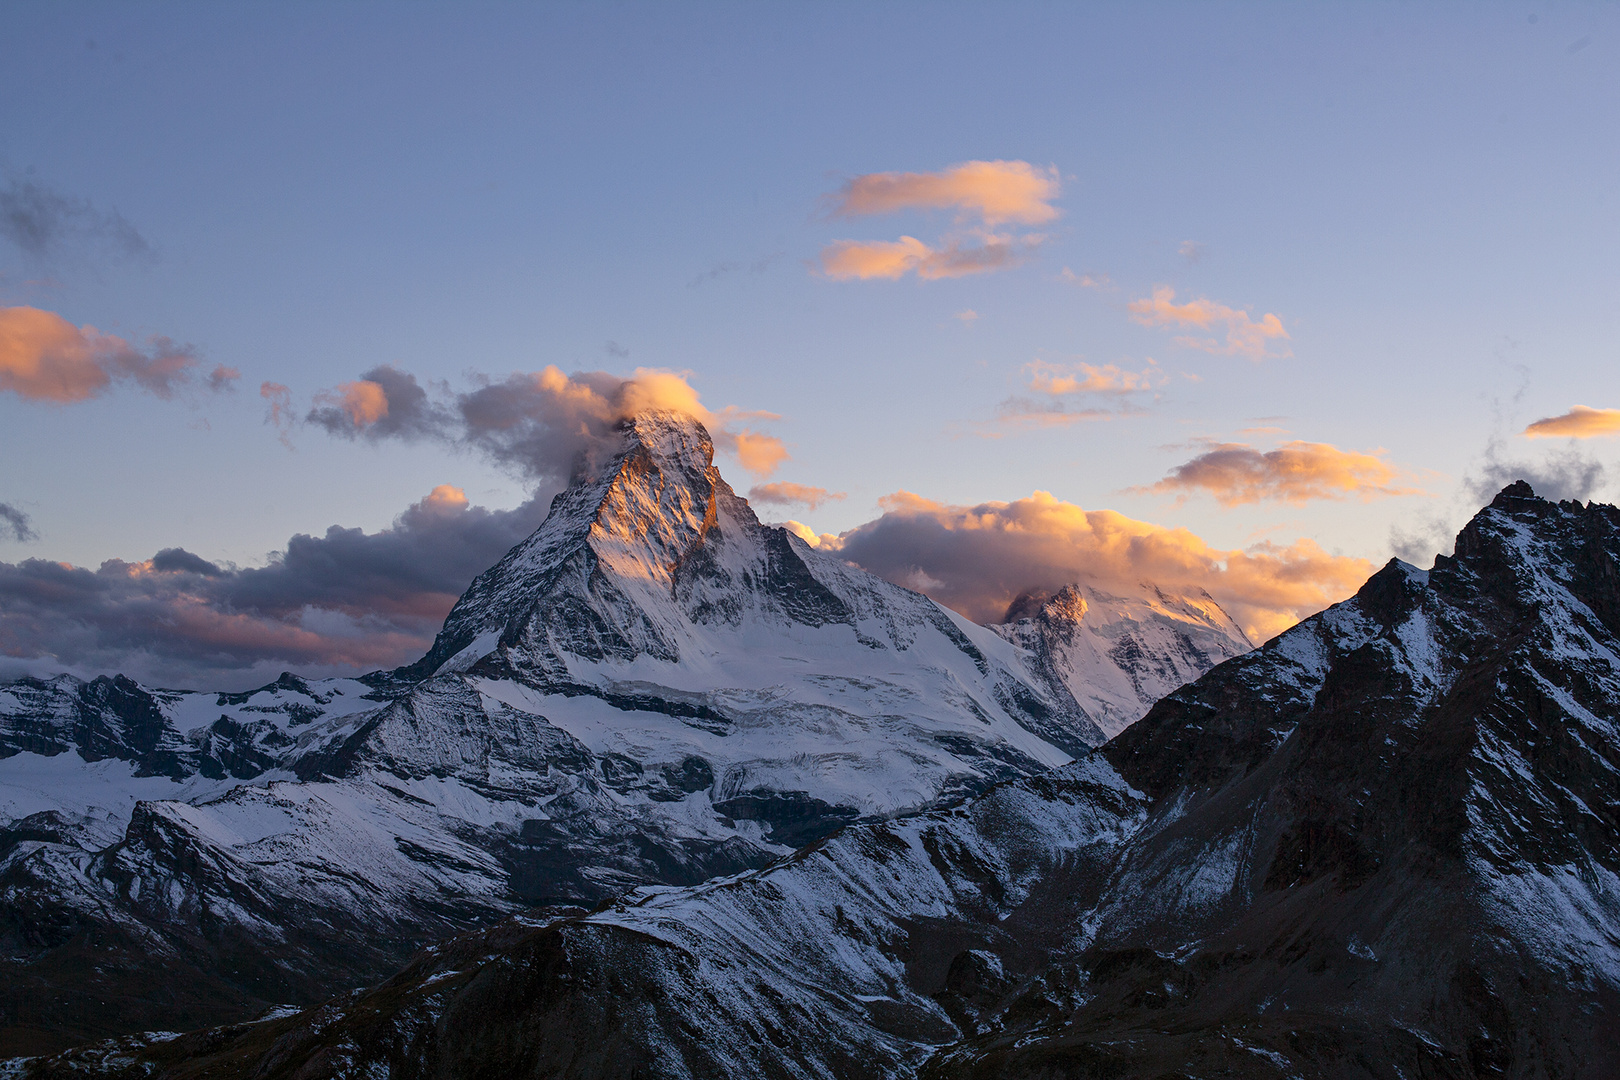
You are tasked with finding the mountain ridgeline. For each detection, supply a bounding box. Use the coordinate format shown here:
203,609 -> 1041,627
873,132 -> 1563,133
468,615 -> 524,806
39,481 -> 1619,1080
0,411 -> 1250,1056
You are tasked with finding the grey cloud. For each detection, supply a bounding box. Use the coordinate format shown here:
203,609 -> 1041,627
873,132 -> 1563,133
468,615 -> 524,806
0,172 -> 153,264
1465,440 -> 1608,505
306,365 -> 452,441
0,490 -> 549,690
0,503 -> 37,543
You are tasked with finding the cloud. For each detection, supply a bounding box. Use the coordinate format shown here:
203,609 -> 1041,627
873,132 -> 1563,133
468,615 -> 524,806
819,234 -> 1039,281
1024,359 -> 1164,396
987,360 -> 1162,431
0,305 -> 226,403
824,160 -> 1060,226
748,482 -> 846,511
1521,406 -> 1620,439
1139,440 -> 1422,506
261,381 -> 295,447
1127,286 -> 1291,361
1464,440 -> 1607,505
0,486 -> 552,690
818,160 -> 1057,283
831,490 -> 1374,642
1059,268 -> 1109,288
1178,240 -> 1205,263
0,503 -> 36,543
300,365 -> 787,485
306,365 -> 449,441
0,173 -> 151,264
954,309 -> 979,325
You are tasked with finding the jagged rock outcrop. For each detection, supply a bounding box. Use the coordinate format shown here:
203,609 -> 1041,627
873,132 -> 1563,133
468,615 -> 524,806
63,483 -> 1618,1080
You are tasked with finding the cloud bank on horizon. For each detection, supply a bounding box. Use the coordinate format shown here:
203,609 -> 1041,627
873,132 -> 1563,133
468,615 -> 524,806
793,489 -> 1372,643
0,485 -> 550,690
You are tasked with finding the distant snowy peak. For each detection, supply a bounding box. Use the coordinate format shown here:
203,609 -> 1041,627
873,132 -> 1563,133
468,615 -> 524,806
992,581 -> 1252,741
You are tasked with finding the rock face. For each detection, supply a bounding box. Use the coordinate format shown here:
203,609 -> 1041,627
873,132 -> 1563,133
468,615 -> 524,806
0,411 -> 1247,1056
68,483 -> 1619,1080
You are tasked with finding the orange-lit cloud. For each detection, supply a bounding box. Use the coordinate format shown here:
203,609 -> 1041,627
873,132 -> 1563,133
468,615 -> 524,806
819,160 -> 1057,283
748,482 -> 846,511
986,360 -> 1162,431
0,305 -> 222,402
833,489 -> 1374,642
314,379 -> 390,428
1127,286 -> 1290,361
819,234 -> 1037,281
1024,359 -> 1165,396
417,484 -> 470,515
306,365 -> 788,483
826,160 -> 1060,226
1521,406 -> 1620,439
1138,441 -> 1421,506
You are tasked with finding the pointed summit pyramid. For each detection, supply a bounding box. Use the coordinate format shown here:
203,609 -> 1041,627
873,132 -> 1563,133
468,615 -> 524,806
402,410 -> 869,685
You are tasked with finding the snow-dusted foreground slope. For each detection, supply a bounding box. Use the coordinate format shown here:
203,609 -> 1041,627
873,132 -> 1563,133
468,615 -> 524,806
0,412 -> 1247,1055
54,483 -> 1619,1080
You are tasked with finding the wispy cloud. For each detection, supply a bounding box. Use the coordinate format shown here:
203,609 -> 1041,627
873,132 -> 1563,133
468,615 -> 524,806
0,502 -> 36,543
748,482 -> 845,511
0,172 -> 152,264
819,234 -> 1039,281
823,160 -> 1060,226
0,305 -> 232,403
1178,240 -> 1205,263
1023,359 -> 1164,396
1521,405 -> 1620,439
1137,440 -> 1421,506
833,489 -> 1373,642
819,160 -> 1057,282
1059,268 -> 1109,289
987,359 -> 1163,431
1127,285 -> 1290,361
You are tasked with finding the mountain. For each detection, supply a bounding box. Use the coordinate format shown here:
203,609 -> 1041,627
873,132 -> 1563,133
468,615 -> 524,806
0,411 -> 1248,1056
994,581 -> 1251,741
64,482 -> 1618,1080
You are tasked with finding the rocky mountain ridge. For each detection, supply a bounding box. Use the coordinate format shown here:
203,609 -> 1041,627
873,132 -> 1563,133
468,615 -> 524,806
0,411 -> 1250,1055
52,482 -> 1617,1079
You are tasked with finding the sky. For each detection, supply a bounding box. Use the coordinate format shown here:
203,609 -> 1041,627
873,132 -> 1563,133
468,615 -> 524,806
2,1 -> 1618,689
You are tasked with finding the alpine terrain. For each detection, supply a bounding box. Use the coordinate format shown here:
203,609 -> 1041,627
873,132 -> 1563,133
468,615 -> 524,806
35,481 -> 1617,1080
0,411 -> 1251,1056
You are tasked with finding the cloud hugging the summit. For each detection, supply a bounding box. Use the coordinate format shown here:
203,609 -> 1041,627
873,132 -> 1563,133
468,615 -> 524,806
300,365 -> 788,486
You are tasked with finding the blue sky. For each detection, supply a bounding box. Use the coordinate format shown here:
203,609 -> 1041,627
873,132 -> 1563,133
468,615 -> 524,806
2,1 -> 1617,686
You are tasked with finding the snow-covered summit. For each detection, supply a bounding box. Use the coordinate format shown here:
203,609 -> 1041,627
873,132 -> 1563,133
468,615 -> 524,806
993,581 -> 1252,741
